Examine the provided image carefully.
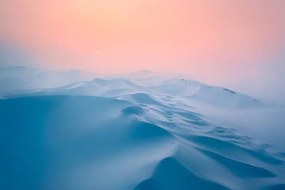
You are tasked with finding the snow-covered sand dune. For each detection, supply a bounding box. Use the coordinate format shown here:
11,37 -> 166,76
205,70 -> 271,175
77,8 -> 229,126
0,96 -> 176,190
0,95 -> 285,190
1,67 -> 285,190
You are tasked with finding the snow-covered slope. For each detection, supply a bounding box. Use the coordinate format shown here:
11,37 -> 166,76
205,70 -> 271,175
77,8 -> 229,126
189,85 -> 262,108
15,74 -> 265,109
150,78 -> 203,96
0,95 -> 284,190
1,69 -> 284,190
0,96 -> 175,190
150,78 -> 263,108
32,78 -> 147,97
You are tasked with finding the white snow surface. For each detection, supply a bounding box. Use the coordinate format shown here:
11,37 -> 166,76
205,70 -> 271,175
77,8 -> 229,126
0,67 -> 285,190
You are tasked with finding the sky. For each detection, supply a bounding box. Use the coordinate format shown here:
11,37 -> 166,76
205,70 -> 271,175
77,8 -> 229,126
0,0 -> 285,102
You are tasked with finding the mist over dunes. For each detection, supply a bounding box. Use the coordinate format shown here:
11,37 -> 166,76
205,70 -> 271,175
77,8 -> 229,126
0,67 -> 285,190
1,0 -> 285,189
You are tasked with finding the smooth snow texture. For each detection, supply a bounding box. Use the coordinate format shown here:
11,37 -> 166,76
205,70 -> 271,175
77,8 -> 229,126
0,67 -> 285,190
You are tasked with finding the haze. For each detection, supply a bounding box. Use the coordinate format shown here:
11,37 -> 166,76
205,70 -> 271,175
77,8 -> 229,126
0,0 -> 285,103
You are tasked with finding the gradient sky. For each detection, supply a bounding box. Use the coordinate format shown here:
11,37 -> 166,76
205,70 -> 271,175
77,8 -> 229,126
0,0 -> 285,102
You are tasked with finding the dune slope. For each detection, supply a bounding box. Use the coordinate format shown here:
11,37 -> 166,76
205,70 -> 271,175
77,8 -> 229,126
0,95 -> 285,190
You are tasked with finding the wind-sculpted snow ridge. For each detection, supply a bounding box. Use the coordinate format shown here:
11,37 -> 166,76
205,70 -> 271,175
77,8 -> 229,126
32,78 -> 148,98
1,69 -> 285,190
15,76 -> 265,109
0,94 -> 285,190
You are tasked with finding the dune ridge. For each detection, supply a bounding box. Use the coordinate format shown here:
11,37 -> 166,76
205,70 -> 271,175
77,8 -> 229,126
0,95 -> 285,190
1,68 -> 285,190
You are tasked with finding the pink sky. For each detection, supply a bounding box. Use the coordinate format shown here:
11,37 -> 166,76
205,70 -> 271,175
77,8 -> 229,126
1,0 -> 285,101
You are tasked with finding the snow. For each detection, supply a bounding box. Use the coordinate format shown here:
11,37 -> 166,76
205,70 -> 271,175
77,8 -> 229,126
0,67 -> 285,190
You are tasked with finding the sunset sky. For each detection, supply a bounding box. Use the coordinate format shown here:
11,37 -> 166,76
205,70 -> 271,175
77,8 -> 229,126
0,0 -> 285,102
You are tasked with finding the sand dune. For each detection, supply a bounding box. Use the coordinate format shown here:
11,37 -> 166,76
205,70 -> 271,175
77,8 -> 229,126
0,95 -> 284,190
1,68 -> 285,189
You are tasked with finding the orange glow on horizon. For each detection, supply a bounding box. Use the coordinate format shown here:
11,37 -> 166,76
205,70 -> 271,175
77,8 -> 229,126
0,0 -> 284,81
